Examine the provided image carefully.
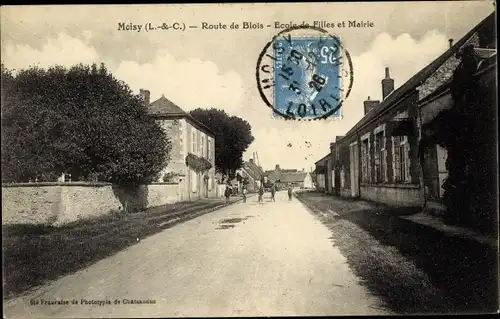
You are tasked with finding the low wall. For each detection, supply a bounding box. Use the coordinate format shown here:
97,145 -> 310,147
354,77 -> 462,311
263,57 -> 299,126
217,184 -> 226,198
2,182 -> 180,226
340,188 -> 351,198
146,183 -> 180,207
360,184 -> 423,207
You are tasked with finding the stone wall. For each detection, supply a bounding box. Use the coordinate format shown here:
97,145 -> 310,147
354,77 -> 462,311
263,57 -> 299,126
146,183 -> 180,207
157,118 -> 186,182
2,182 -> 180,226
360,184 -> 422,207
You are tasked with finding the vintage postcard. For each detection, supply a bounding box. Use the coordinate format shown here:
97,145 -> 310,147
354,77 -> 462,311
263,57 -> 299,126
1,2 -> 498,317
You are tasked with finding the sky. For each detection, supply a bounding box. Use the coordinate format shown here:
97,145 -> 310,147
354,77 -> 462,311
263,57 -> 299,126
1,2 -> 495,172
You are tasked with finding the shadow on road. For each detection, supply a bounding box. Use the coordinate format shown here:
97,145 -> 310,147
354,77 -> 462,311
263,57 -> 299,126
295,192 -> 498,314
216,216 -> 252,230
341,208 -> 498,314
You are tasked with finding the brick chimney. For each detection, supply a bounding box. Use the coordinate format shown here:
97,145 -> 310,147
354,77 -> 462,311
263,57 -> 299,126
381,67 -> 394,100
275,164 -> 280,170
139,89 -> 151,106
363,96 -> 380,115
449,39 -> 454,48
249,158 -> 254,164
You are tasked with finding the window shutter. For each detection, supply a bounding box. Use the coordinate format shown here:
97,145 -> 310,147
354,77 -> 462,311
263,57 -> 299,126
382,133 -> 387,182
367,137 -> 371,183
373,135 -> 379,182
192,132 -> 196,153
382,149 -> 388,182
393,137 -> 401,182
361,142 -> 367,183
405,143 -> 411,182
341,168 -> 345,188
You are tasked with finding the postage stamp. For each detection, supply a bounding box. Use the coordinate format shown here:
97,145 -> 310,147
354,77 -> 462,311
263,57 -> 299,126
256,25 -> 353,121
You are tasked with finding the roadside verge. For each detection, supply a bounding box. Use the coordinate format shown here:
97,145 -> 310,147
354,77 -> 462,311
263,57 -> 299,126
2,195 -> 247,300
295,191 -> 498,314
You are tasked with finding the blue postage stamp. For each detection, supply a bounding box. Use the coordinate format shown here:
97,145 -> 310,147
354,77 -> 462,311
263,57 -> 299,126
273,36 -> 343,119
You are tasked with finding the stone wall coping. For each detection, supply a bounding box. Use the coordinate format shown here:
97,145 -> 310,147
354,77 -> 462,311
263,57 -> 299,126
148,182 -> 180,186
2,182 -> 180,188
1,182 -> 113,188
360,183 -> 420,189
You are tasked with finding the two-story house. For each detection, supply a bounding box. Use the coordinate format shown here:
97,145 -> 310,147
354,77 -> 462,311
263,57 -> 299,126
139,90 -> 217,201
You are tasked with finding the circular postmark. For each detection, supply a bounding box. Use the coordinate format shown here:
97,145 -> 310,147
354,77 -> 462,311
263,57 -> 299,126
256,25 -> 354,121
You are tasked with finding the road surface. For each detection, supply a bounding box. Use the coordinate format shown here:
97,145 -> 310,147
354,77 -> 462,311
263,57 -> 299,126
4,191 -> 390,318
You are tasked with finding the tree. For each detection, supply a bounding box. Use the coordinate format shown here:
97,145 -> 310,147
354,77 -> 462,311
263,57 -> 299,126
419,45 -> 497,234
1,63 -> 171,184
189,108 -> 254,176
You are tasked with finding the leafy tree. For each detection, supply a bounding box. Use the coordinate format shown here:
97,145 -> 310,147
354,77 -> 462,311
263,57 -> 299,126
1,63 -> 171,184
189,108 -> 254,176
419,45 -> 497,234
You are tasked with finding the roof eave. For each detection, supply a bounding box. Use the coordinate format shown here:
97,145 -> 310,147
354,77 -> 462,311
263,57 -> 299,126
342,11 -> 495,139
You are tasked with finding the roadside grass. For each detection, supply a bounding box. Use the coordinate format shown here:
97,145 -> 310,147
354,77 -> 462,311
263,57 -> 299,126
2,197 -> 240,299
295,192 -> 498,315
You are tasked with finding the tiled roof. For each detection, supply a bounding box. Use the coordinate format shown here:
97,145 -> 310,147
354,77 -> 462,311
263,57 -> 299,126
418,48 -> 496,106
243,161 -> 264,180
148,95 -> 215,136
315,153 -> 331,166
149,95 -> 187,116
280,172 -> 307,183
343,12 -> 495,138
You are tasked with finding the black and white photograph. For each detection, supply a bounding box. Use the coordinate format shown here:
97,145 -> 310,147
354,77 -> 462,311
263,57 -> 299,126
1,2 -> 498,317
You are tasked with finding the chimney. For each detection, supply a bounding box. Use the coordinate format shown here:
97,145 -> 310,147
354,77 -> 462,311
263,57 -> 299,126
139,89 -> 151,106
449,39 -> 454,48
381,67 -> 394,100
363,96 -> 380,115
275,164 -> 280,170
249,158 -> 254,164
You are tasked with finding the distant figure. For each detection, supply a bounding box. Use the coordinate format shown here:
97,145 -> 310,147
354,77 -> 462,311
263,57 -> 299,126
287,183 -> 293,201
270,184 -> 276,202
258,186 -> 264,202
224,185 -> 231,203
242,187 -> 247,203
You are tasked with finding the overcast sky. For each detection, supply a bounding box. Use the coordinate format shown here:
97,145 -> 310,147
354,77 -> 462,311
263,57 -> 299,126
1,2 -> 495,172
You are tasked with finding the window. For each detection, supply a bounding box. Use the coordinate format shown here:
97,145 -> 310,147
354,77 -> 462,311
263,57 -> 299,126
191,131 -> 196,153
207,139 -> 211,161
340,168 -> 345,188
361,137 -> 370,183
392,136 -> 411,183
374,131 -> 387,183
200,135 -> 205,157
336,147 -> 340,161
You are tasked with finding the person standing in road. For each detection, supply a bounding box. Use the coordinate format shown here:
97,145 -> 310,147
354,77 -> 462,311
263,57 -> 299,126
270,184 -> 276,202
224,184 -> 231,204
287,183 -> 293,201
242,187 -> 247,203
258,186 -> 264,202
